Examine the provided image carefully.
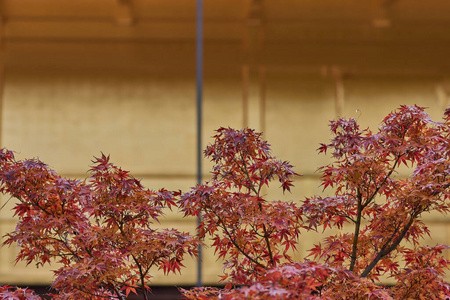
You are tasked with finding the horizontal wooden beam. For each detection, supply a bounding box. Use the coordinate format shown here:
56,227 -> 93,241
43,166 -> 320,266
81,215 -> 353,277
4,39 -> 450,75
3,17 -> 450,43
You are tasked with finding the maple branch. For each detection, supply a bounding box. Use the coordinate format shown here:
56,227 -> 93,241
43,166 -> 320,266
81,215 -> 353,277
348,154 -> 403,273
235,153 -> 276,266
360,212 -> 418,278
349,188 -> 363,272
214,210 -> 267,271
102,284 -> 125,300
108,213 -> 152,300
128,248 -> 154,300
233,154 -> 258,194
111,285 -> 126,300
364,154 -> 402,208
51,234 -> 81,262
134,261 -> 150,300
259,202 -> 276,267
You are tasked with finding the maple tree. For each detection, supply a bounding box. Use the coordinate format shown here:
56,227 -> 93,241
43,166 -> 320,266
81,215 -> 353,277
1,105 -> 450,299
181,106 -> 450,299
179,127 -> 301,285
0,151 -> 199,300
303,105 -> 450,298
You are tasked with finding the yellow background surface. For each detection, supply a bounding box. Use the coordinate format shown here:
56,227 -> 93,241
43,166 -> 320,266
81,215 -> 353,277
1,0 -> 450,286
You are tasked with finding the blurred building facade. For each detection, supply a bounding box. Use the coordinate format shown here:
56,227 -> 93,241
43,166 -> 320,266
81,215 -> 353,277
1,0 -> 450,286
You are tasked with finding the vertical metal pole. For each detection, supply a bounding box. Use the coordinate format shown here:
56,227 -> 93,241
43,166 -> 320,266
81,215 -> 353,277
0,14 -> 4,148
0,62 -> 3,149
196,0 -> 203,288
331,66 -> 344,117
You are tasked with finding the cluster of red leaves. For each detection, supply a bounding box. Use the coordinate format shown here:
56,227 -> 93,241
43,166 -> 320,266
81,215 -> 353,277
0,152 -> 199,300
181,263 -> 396,300
182,262 -> 330,300
390,245 -> 450,299
179,127 -> 302,286
1,106 -> 450,300
301,105 -> 450,297
181,107 -> 450,299
0,285 -> 41,300
319,268 -> 393,299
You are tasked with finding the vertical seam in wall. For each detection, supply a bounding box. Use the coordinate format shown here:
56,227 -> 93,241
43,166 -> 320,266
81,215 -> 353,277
242,65 -> 249,128
447,223 -> 450,261
436,80 -> 450,111
259,65 -> 266,135
335,75 -> 345,118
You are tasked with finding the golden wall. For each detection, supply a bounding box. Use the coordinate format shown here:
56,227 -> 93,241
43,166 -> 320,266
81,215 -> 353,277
1,62 -> 449,285
1,0 -> 450,287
